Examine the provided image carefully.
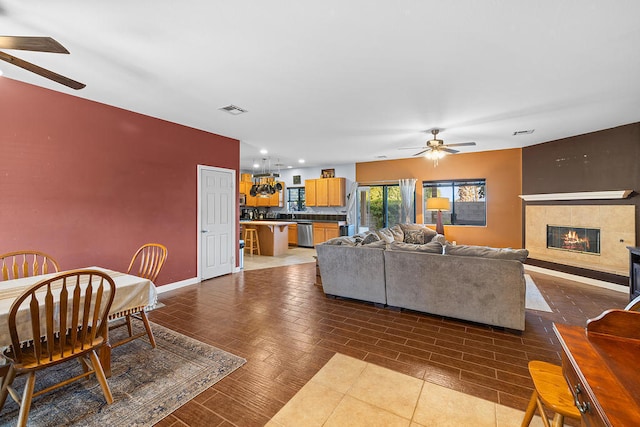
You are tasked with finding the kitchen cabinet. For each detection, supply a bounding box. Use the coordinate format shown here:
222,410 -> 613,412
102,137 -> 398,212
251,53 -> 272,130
240,181 -> 284,207
313,222 -> 340,245
288,223 -> 298,245
305,178 -> 345,207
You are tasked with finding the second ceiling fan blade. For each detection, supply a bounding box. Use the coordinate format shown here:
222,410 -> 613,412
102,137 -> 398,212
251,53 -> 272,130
444,142 -> 476,147
0,50 -> 85,90
0,36 -> 69,53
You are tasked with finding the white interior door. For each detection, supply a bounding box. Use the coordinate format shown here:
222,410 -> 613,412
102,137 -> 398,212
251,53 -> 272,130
199,166 -> 235,280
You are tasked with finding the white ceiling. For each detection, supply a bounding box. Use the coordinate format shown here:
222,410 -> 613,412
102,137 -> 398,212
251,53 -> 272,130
2,1 -> 639,171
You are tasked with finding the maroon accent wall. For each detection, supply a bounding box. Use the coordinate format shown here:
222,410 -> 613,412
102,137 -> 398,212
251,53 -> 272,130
0,78 -> 239,285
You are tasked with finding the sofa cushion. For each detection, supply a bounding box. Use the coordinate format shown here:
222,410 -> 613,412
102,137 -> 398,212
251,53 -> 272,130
388,240 -> 444,254
444,244 -> 529,262
324,236 -> 357,246
363,239 -> 387,248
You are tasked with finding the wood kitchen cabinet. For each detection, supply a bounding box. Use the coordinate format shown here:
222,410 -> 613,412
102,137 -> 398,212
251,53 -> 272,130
288,223 -> 298,245
240,181 -> 284,207
305,178 -> 345,207
313,222 -> 340,245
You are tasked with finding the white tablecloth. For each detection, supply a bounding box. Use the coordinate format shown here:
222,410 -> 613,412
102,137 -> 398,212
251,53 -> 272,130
0,266 -> 157,346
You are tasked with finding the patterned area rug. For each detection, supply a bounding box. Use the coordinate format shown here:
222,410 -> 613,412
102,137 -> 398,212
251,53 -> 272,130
0,322 -> 246,426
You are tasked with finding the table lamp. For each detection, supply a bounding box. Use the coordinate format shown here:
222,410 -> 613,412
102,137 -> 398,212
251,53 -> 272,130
426,197 -> 450,235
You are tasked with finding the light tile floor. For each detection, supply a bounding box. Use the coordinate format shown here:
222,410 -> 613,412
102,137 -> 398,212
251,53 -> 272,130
266,353 -> 545,427
242,246 -> 317,271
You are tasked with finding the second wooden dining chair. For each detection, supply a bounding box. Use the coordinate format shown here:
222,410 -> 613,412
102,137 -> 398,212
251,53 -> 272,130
0,251 -> 59,281
0,270 -> 115,427
109,243 -> 167,349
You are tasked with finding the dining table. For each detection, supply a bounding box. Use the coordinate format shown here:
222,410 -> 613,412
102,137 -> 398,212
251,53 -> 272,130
0,266 -> 158,377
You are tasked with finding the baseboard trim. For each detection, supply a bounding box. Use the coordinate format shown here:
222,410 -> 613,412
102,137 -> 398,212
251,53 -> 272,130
524,265 -> 628,293
156,277 -> 200,294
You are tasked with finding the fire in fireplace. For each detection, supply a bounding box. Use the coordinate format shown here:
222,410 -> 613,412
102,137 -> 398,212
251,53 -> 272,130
547,225 -> 600,255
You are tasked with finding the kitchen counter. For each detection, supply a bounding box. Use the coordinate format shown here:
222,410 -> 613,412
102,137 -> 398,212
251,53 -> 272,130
240,221 -> 296,256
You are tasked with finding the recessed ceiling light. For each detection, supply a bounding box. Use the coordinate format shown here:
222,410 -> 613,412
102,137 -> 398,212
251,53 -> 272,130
260,149 -> 268,155
298,159 -> 305,164
287,165 -> 292,169
513,129 -> 535,136
218,104 -> 248,115
252,162 -> 259,168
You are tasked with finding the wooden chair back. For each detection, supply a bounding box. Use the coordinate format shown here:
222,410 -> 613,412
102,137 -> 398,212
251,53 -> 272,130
7,269 -> 115,366
625,294 -> 640,312
0,251 -> 60,281
127,243 -> 167,282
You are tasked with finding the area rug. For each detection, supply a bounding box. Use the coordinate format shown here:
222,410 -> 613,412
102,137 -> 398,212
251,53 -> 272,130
0,322 -> 246,426
525,274 -> 553,312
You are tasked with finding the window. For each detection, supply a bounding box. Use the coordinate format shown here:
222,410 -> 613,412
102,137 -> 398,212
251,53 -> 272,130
287,187 -> 305,211
423,179 -> 486,226
357,184 -> 413,232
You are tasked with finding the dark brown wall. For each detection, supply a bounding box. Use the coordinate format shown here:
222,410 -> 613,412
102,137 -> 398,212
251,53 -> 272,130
522,122 -> 640,243
0,78 -> 239,285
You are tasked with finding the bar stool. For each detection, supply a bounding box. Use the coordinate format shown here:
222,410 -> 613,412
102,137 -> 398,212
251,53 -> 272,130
244,228 -> 261,256
521,361 -> 581,427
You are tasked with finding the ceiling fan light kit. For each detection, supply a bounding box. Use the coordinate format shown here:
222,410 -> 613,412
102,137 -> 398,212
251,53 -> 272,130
400,129 -> 477,166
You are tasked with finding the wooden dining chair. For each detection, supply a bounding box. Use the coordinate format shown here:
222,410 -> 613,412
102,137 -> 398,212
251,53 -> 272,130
109,243 -> 167,349
0,251 -> 60,281
0,270 -> 115,427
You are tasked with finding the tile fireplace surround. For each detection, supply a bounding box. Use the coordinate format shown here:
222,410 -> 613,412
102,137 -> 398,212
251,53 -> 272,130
525,205 -> 635,276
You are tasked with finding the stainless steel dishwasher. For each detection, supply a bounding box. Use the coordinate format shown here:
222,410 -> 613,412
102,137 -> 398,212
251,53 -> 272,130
297,222 -> 314,247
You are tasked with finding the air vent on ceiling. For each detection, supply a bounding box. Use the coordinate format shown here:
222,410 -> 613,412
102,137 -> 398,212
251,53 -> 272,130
219,104 -> 248,115
513,129 -> 535,136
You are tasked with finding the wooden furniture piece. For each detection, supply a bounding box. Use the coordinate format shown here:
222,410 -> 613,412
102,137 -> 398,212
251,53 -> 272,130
625,294 -> 640,311
0,270 -> 115,426
313,222 -> 343,245
239,221 -> 295,256
0,251 -> 59,281
554,310 -> 640,426
627,246 -> 640,301
522,361 -> 580,427
244,228 -> 261,256
288,223 -> 298,246
305,178 -> 346,207
109,243 -> 167,350
0,267 -> 157,378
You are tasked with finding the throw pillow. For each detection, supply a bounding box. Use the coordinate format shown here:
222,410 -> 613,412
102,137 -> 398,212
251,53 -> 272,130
389,224 -> 404,242
403,229 -> 426,244
444,244 -> 529,262
361,232 -> 381,245
422,227 -> 437,242
432,234 -> 447,245
375,228 -> 395,243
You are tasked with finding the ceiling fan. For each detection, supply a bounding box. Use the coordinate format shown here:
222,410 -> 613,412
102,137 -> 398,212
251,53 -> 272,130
0,35 -> 85,90
401,129 -> 476,158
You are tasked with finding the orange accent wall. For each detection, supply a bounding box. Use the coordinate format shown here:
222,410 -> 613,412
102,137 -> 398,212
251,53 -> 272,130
0,78 -> 239,285
356,148 -> 523,248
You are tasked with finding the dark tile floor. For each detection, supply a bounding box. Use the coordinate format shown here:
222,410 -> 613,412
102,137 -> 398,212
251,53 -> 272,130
148,263 -> 629,427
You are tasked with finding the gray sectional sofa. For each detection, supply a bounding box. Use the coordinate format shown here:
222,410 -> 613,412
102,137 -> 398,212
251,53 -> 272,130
316,224 -> 528,331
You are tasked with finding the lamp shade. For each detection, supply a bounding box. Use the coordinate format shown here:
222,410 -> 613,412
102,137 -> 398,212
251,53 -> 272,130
426,197 -> 450,211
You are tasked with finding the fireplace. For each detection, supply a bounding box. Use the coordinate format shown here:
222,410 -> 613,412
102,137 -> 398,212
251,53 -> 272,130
547,225 -> 600,255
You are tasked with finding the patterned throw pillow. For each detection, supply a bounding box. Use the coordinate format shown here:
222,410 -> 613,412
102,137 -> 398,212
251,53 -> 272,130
361,232 -> 381,245
403,229 -> 426,244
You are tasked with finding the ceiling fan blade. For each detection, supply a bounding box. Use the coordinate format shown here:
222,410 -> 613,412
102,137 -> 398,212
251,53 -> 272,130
443,142 -> 476,147
441,148 -> 459,154
0,36 -> 69,53
398,146 -> 425,150
0,50 -> 85,90
413,149 -> 429,156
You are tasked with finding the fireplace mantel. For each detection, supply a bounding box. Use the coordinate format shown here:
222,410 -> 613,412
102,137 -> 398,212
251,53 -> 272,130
519,190 -> 633,202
